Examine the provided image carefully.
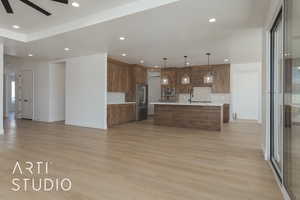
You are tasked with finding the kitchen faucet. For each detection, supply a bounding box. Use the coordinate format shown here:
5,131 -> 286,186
188,87 -> 193,103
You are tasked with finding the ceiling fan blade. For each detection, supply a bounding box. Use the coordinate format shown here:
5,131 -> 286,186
1,0 -> 13,13
19,0 -> 51,16
51,0 -> 68,4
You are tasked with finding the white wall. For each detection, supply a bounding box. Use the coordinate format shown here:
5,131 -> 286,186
5,53 -> 108,129
34,63 -> 51,122
0,43 -> 4,135
231,62 -> 262,121
148,71 -> 161,115
65,53 -> 107,129
49,62 -> 66,122
228,28 -> 263,64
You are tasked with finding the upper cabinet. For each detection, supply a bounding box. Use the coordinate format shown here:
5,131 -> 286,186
108,58 -> 230,96
211,64 -> 230,93
129,65 -> 147,101
132,65 -> 147,85
160,64 -> 230,94
107,59 -> 131,92
191,66 -> 213,87
107,59 -> 147,101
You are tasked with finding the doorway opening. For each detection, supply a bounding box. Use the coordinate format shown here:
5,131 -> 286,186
5,73 -> 16,120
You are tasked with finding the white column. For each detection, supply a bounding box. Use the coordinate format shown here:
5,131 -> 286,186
65,53 -> 107,129
0,42 -> 4,135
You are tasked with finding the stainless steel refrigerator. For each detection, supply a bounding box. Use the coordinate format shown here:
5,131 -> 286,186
136,84 -> 148,121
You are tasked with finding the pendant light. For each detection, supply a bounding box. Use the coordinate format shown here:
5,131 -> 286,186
161,58 -> 169,85
203,53 -> 214,84
181,56 -> 191,85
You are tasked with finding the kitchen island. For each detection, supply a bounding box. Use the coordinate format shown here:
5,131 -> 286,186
151,102 -> 224,131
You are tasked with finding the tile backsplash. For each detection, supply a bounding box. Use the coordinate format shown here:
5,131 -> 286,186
210,93 -> 231,104
107,92 -> 125,104
192,87 -> 212,102
178,94 -> 190,103
178,87 -> 231,104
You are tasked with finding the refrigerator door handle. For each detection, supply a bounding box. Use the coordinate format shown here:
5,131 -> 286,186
143,87 -> 146,104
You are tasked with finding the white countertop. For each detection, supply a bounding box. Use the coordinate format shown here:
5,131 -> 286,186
108,102 -> 136,105
151,102 -> 224,106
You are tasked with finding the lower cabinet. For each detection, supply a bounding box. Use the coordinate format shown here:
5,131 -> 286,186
223,104 -> 230,123
107,104 -> 136,128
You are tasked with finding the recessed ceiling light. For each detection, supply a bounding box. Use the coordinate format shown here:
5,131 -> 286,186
28,54 -> 34,57
71,2 -> 80,7
154,65 -> 160,68
64,47 -> 71,51
121,53 -> 127,57
140,60 -> 144,64
297,66 -> 300,70
224,58 -> 229,62
119,37 -> 126,41
209,18 -> 216,23
12,25 -> 20,29
186,62 -> 190,66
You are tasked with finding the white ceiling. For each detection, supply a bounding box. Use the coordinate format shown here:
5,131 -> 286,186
1,0 -> 271,67
0,0 -> 137,33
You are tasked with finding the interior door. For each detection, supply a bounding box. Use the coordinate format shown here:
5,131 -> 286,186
21,70 -> 33,120
235,70 -> 259,120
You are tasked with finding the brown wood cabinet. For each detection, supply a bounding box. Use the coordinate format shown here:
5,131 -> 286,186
107,58 -> 147,102
161,68 -> 177,88
107,104 -> 136,128
107,58 -> 131,93
191,66 -> 213,88
127,65 -> 147,101
154,104 -> 223,131
133,65 -> 147,85
223,104 -> 230,123
160,64 -> 230,94
211,65 -> 230,93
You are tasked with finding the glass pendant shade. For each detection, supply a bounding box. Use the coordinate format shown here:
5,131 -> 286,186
181,56 -> 191,85
203,72 -> 214,84
181,74 -> 190,85
161,76 -> 169,85
161,58 -> 169,85
203,53 -> 214,84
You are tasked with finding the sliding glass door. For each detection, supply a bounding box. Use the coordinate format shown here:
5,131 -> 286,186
270,10 -> 284,179
270,1 -> 300,198
283,0 -> 300,198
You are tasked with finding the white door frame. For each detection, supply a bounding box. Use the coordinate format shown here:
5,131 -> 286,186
231,63 -> 261,121
4,73 -> 16,117
20,69 -> 35,120
264,1 -> 292,200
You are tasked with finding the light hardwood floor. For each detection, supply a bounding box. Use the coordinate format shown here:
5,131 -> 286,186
0,118 -> 283,200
